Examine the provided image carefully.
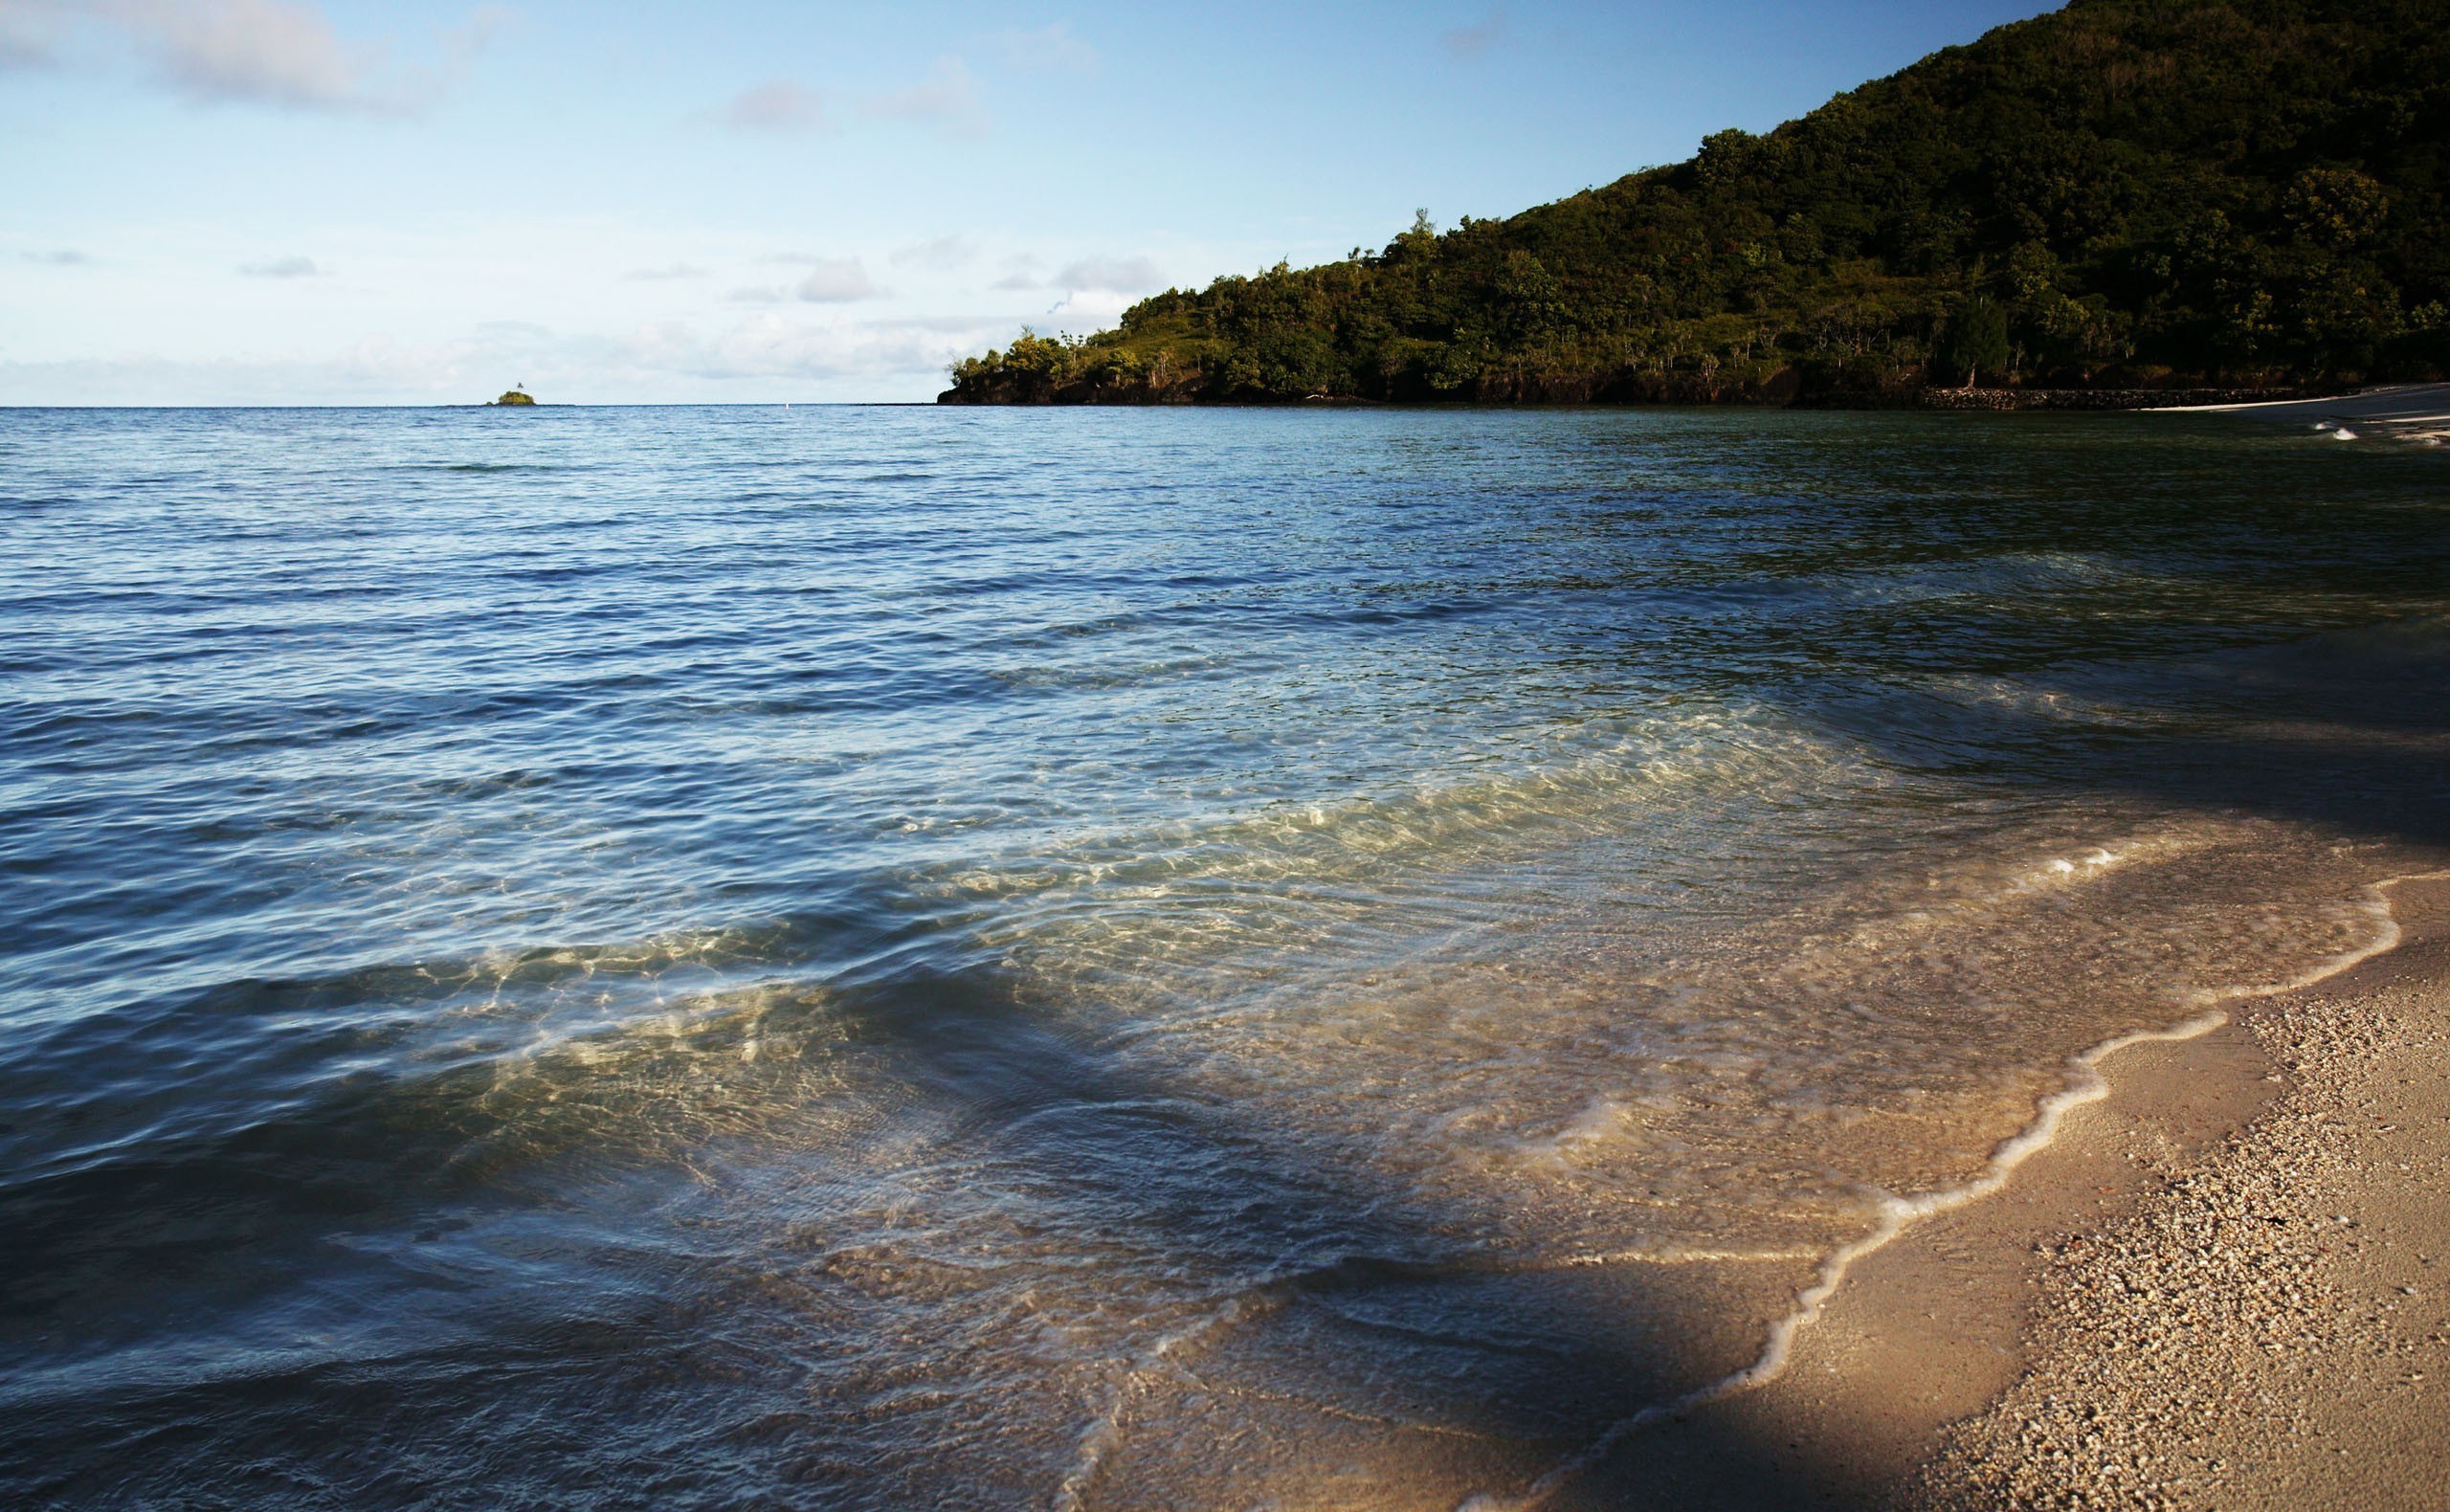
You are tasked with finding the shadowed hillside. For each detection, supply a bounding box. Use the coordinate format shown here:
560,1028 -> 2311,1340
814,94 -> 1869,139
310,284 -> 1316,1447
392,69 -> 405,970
944,0 -> 2450,407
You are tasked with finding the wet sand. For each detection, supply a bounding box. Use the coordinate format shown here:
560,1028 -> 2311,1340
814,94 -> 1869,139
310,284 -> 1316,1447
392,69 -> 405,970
1548,875 -> 2450,1509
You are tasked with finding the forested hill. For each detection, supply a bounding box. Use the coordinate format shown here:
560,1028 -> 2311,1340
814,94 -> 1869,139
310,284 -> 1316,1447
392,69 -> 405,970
941,0 -> 2450,407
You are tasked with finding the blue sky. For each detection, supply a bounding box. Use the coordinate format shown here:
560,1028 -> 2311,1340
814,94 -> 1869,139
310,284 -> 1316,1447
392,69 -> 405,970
0,1 -> 2059,404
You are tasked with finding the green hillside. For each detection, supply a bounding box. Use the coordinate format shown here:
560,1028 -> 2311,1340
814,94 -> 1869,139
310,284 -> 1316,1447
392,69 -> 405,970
943,0 -> 2450,406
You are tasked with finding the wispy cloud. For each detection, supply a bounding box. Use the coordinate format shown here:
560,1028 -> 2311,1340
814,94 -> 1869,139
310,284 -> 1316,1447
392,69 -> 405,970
1442,8 -> 1506,59
21,248 -> 94,266
622,312 -> 1018,385
889,234 -> 974,270
3,0 -> 500,113
709,56 -> 990,142
794,259 -> 879,302
727,263 -> 879,303
0,0 -> 66,68
1052,256 -> 1164,294
988,253 -> 1044,292
0,314 -> 1015,403
145,0 -> 371,109
622,262 -> 709,281
858,56 -> 986,139
988,22 -> 1097,74
441,8 -> 507,70
714,78 -> 830,134
989,255 -> 1164,303
239,254 -> 321,278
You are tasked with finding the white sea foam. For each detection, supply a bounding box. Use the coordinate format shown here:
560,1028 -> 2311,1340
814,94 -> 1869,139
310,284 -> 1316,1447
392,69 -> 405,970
1471,870 -> 2445,1512
1551,1246 -> 1826,1268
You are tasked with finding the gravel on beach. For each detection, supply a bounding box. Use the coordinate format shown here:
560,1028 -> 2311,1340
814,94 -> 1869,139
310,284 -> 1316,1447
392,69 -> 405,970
1906,925 -> 2450,1511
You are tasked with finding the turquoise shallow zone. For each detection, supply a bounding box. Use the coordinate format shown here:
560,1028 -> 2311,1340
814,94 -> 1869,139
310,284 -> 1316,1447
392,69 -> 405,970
2,406 -> 2446,1508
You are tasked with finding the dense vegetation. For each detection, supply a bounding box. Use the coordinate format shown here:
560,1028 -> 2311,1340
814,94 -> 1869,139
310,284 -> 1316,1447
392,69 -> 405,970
943,0 -> 2450,406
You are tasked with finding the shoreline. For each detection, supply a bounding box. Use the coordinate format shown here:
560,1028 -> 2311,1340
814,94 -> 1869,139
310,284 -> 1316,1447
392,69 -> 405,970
2159,382 -> 2450,444
1904,873 -> 2450,1508
1521,870 -> 2450,1509
931,384 -> 2377,412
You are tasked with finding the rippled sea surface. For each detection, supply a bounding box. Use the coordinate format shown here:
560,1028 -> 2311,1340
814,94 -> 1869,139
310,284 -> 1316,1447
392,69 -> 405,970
4,406 -> 2447,1508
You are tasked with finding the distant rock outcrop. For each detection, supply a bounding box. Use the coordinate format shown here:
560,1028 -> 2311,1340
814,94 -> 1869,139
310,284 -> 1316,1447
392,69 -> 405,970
490,389 -> 537,407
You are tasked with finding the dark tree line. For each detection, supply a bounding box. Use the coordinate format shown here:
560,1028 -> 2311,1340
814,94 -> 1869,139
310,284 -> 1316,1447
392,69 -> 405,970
945,0 -> 2450,406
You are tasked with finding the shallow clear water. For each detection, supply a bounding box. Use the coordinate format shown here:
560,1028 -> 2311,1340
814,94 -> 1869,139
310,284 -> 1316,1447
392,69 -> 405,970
3,405 -> 2446,1508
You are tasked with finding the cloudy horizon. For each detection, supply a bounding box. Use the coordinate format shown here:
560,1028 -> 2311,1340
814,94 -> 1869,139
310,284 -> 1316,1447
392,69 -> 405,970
1,0 -> 2054,404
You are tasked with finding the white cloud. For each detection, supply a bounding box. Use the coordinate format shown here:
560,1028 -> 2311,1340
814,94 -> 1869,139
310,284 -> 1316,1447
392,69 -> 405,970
889,234 -> 973,270
113,0 -> 390,111
0,0 -> 65,68
986,253 -> 1044,291
990,256 -> 1163,295
1442,8 -> 1506,59
441,6 -> 507,69
239,255 -> 321,278
0,266 -> 1264,398
858,56 -> 986,138
989,22 -> 1097,74
0,310 -> 1016,404
711,57 -> 991,143
22,248 -> 94,265
714,78 -> 830,134
726,264 -> 879,303
3,0 -> 497,112
622,262 -> 709,281
795,259 -> 879,302
1051,256 -> 1164,294
621,312 -> 996,383
1041,288 -> 1135,329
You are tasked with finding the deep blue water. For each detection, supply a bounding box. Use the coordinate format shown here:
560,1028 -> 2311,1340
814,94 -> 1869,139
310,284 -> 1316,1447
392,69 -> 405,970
2,405 -> 2446,1508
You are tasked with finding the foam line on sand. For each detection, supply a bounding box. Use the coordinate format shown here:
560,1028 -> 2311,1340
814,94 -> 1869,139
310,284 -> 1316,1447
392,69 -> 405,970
1471,870 -> 2440,1512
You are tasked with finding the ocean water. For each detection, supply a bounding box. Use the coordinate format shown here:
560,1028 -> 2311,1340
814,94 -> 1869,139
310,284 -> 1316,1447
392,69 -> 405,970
3,405 -> 2446,1509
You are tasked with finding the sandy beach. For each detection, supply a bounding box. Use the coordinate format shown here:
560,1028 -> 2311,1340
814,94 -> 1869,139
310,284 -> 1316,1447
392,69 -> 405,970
1909,878 -> 2450,1506
1541,875 -> 2450,1509
2165,383 -> 2450,444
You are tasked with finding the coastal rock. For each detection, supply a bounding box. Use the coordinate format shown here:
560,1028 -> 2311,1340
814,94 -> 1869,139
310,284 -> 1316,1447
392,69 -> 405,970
490,389 -> 537,407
